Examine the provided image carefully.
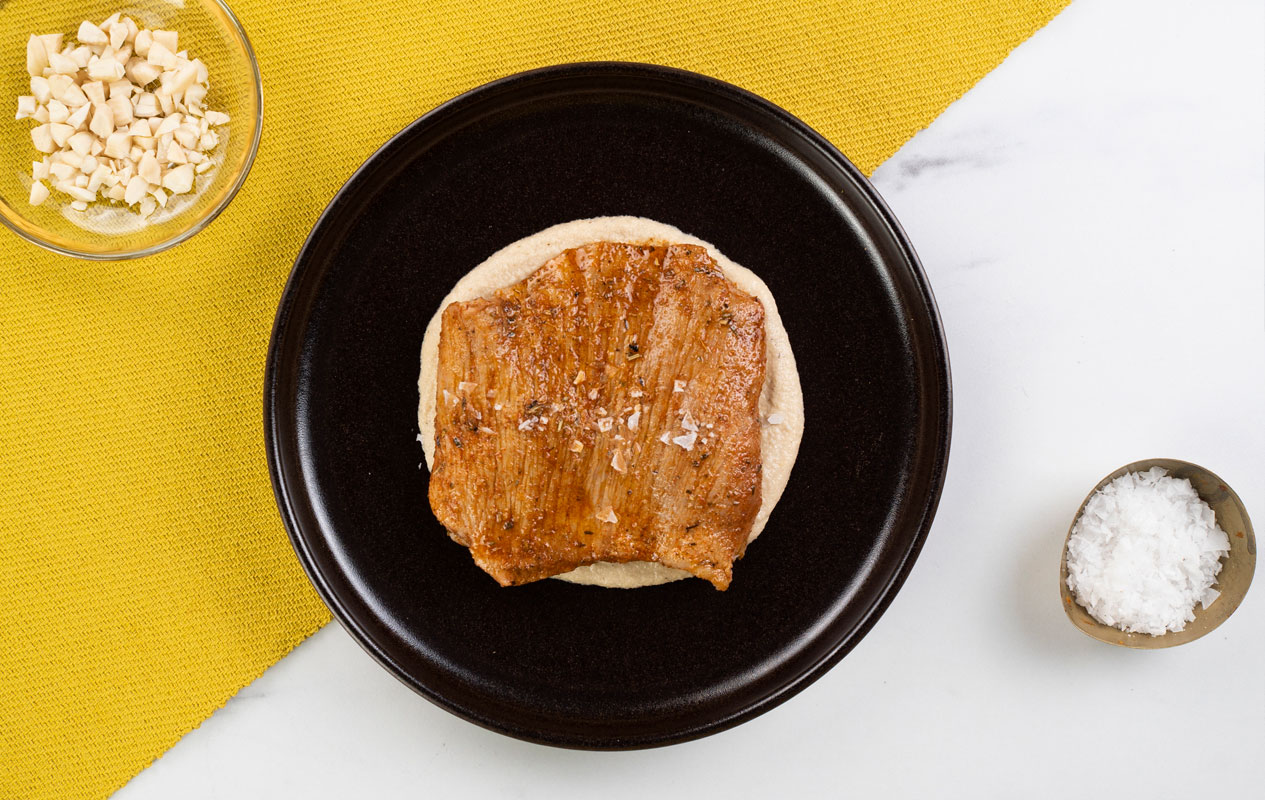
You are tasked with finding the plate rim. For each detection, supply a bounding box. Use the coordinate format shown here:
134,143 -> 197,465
264,61 -> 952,749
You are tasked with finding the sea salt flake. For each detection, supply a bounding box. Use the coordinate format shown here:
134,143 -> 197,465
1202,588 -> 1221,609
672,431 -> 697,451
1065,467 -> 1230,636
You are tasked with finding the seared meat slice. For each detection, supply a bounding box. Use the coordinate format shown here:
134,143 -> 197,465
428,242 -> 765,589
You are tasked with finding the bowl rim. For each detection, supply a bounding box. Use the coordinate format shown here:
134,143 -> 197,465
1059,457 -> 1257,649
0,0 -> 263,261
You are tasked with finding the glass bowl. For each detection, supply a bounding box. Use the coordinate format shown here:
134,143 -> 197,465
0,0 -> 261,259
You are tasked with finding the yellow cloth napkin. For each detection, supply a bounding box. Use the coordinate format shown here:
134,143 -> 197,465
0,0 -> 1068,796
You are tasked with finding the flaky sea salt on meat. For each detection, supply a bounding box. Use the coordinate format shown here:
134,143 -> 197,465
1065,467 -> 1230,636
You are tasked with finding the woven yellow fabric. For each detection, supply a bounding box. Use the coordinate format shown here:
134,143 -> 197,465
0,0 -> 1068,796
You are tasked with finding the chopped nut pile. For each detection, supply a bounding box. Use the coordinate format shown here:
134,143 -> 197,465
15,13 -> 230,216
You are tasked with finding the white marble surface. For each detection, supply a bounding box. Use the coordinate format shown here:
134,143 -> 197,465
118,1 -> 1265,797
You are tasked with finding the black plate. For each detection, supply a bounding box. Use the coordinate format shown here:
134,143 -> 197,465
265,63 -> 951,749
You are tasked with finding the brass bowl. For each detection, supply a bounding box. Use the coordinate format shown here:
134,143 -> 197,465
1059,458 -> 1256,649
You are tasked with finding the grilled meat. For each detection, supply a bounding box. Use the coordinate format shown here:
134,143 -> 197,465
428,242 -> 765,589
